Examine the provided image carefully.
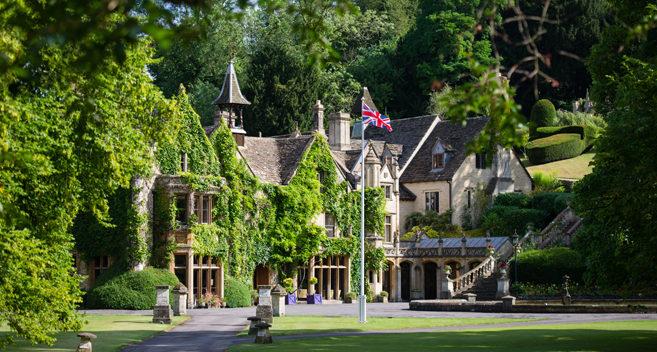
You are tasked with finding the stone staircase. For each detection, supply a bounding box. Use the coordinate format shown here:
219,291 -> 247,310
454,275 -> 498,301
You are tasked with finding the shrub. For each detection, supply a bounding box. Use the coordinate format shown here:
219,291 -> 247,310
509,247 -> 586,284
530,99 -> 556,134
530,192 -> 573,219
224,278 -> 252,308
346,291 -> 357,299
86,267 -> 179,310
479,205 -> 550,237
493,192 -> 532,208
531,170 -> 566,195
380,290 -> 389,297
554,110 -> 606,136
536,124 -> 596,150
526,134 -> 583,164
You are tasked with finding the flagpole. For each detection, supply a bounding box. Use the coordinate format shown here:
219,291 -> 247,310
358,96 -> 367,324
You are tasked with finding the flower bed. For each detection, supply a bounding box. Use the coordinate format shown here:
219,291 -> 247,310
510,282 -> 657,299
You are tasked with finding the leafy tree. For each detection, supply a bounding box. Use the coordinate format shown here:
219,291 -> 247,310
572,1 -> 657,291
497,0 -> 613,115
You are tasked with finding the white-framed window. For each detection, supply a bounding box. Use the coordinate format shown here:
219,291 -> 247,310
180,153 -> 188,172
325,213 -> 335,237
425,192 -> 439,212
385,215 -> 392,243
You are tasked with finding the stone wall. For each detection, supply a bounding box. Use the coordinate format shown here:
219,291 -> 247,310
409,300 -> 657,314
510,151 -> 533,193
401,181 -> 451,226
451,153 -> 494,227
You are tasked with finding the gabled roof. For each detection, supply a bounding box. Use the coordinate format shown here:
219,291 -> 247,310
363,115 -> 440,171
400,117 -> 490,183
399,184 -> 417,201
239,135 -> 314,185
212,60 -> 251,106
419,237 -> 510,249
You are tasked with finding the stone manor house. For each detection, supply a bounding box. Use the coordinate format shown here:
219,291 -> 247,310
73,61 -> 532,306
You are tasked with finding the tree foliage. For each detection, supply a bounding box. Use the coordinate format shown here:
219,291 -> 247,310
573,2 -> 657,290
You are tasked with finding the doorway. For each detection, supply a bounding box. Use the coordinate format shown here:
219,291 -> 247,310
424,262 -> 438,299
400,262 -> 411,301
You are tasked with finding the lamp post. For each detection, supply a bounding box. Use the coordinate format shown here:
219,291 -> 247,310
512,231 -> 519,283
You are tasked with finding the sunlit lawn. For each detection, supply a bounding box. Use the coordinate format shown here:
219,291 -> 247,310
231,320 -> 657,351
522,151 -> 595,180
1,315 -> 188,352
236,315 -> 542,337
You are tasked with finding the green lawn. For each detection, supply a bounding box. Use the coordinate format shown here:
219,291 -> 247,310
522,151 -> 595,180
1,315 -> 189,352
236,316 -> 542,337
230,320 -> 657,351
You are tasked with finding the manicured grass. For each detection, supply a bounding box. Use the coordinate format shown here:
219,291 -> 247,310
1,315 -> 189,352
230,320 -> 657,351
522,151 -> 595,179
235,316 -> 541,337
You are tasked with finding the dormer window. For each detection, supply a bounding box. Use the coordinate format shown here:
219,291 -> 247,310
385,157 -> 392,165
431,140 -> 445,170
432,153 -> 444,169
180,153 -> 188,173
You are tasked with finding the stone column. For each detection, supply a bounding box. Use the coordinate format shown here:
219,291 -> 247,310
218,262 -> 225,298
186,253 -> 194,308
345,255 -> 351,297
502,295 -> 515,313
496,275 -> 510,299
312,100 -> 325,134
327,258 -> 332,300
441,278 -> 453,299
396,264 -> 401,301
318,263 -> 324,298
256,285 -> 273,324
308,256 -> 316,295
172,283 -> 188,316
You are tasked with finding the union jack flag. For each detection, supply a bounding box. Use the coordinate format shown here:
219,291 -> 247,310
362,102 -> 392,132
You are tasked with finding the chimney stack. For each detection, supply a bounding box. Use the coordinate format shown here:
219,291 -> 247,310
312,100 -> 325,134
328,111 -> 351,150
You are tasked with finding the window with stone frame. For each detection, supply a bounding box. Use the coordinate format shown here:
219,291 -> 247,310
180,153 -> 188,173
467,190 -> 472,208
176,194 -> 187,224
325,213 -> 335,237
385,215 -> 392,243
475,153 -> 487,169
193,195 -> 211,224
425,192 -> 439,212
384,185 -> 392,199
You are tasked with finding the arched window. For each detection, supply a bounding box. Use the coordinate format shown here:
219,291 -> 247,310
432,141 -> 445,170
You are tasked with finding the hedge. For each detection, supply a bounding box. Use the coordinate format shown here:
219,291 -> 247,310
530,192 -> 573,219
86,267 -> 179,309
526,133 -> 583,165
225,278 -> 252,308
509,247 -> 586,284
479,205 -> 550,237
536,124 -> 596,150
493,192 -> 532,208
530,99 -> 556,135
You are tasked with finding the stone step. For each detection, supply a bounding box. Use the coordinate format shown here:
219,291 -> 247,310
455,276 -> 498,301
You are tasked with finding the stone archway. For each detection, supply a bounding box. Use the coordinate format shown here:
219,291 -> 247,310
400,262 -> 411,301
424,262 -> 438,299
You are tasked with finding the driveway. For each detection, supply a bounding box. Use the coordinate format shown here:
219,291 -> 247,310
114,303 -> 657,352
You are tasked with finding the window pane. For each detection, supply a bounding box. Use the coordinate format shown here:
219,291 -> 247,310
194,196 -> 199,221
176,195 -> 187,223
202,196 -> 209,224
175,254 -> 187,267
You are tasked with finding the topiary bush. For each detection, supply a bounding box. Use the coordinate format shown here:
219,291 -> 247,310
530,99 -> 557,135
86,267 -> 179,310
224,278 -> 251,308
479,205 -> 550,237
536,124 -> 596,151
509,247 -> 586,284
526,134 -> 583,164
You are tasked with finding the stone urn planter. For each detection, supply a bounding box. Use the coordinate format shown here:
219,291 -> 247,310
197,301 -> 206,309
379,296 -> 388,303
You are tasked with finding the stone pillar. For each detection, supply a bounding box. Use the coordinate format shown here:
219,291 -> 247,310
318,264 -> 324,298
256,285 -> 273,324
345,255 -> 351,298
496,276 -> 510,299
335,264 -> 341,300
396,265 -> 401,302
312,100 -> 325,134
218,262 -> 225,298
308,256 -> 316,295
186,253 -> 194,309
172,283 -> 188,316
502,295 -> 516,313
441,279 -> 453,299
254,323 -> 273,344
153,285 -> 173,324
461,233 -> 467,256
327,259 -> 332,300
271,285 -> 286,317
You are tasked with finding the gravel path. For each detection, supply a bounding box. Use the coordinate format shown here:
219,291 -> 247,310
101,303 -> 657,352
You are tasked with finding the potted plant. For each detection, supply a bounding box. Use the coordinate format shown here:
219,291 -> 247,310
299,281 -> 308,299
283,278 -> 296,305
307,277 -> 322,304
249,290 -> 258,306
220,297 -> 227,308
443,264 -> 452,277
345,291 -> 357,304
411,289 -> 422,300
498,262 -> 508,277
206,293 -> 219,308
485,244 -> 495,257
196,299 -> 206,308
379,290 -> 389,303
